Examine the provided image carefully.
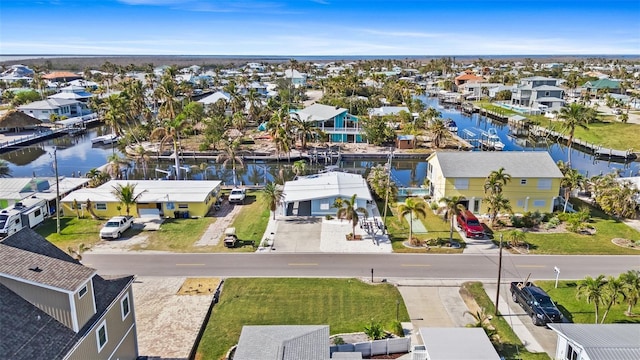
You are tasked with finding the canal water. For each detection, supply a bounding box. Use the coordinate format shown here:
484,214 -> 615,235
2,98 -> 638,186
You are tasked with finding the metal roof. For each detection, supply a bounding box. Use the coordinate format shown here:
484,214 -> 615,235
234,325 -> 329,360
296,103 -> 347,122
548,324 -> 640,360
427,151 -> 563,179
419,327 -> 500,360
282,171 -> 372,203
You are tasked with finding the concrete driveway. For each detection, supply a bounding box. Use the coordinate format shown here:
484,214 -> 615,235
272,217 -> 322,252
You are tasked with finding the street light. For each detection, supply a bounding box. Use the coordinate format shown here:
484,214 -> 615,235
53,147 -> 60,234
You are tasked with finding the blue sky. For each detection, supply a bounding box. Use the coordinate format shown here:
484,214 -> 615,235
1,0 -> 639,55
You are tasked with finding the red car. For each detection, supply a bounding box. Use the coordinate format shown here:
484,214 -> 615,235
456,210 -> 485,238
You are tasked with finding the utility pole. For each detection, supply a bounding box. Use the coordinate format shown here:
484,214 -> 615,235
53,147 -> 60,234
382,147 -> 394,232
494,233 -> 503,316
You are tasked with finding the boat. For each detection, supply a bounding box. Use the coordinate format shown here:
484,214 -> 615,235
487,128 -> 505,151
91,133 -> 119,145
444,119 -> 458,132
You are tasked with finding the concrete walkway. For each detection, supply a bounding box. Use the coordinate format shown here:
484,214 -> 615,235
404,213 -> 428,234
194,201 -> 242,246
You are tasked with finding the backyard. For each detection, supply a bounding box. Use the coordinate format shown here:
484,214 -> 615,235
195,278 -> 408,360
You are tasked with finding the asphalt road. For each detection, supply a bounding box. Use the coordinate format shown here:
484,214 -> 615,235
83,253 -> 640,280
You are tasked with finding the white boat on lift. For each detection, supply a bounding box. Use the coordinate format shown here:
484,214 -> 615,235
91,133 -> 120,145
487,128 -> 505,151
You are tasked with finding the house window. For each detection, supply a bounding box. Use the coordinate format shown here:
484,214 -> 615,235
473,200 -> 481,213
538,179 -> 552,190
121,293 -> 130,320
34,209 -> 41,217
520,179 -> 528,185
454,178 -> 469,190
95,203 -> 107,210
96,321 -> 108,352
566,344 -> 578,360
517,200 -> 524,208
78,285 -> 88,298
545,91 -> 550,96
533,200 -> 546,207
320,201 -> 330,210
178,204 -> 189,209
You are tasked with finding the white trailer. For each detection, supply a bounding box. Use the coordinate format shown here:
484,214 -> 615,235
0,197 -> 48,238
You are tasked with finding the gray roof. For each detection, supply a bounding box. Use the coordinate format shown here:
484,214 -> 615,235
0,228 -> 134,360
18,99 -> 79,110
428,152 -> 563,179
234,325 -> 330,360
534,85 -> 564,91
548,324 -> 640,360
0,243 -> 96,292
368,106 -> 410,116
297,103 -> 347,122
419,327 -> 500,360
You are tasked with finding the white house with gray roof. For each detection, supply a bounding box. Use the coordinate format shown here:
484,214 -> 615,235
18,99 -> 87,121
548,323 -> 640,360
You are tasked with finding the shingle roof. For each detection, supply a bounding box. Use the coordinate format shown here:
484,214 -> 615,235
548,324 -> 640,360
283,171 -> 372,203
233,325 -> 330,360
0,243 -> 96,292
296,103 -> 347,122
428,152 -> 563,178
18,98 -> 79,110
0,111 -> 42,128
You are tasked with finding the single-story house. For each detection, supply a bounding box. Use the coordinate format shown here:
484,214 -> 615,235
0,110 -> 42,133
548,323 -> 640,360
296,103 -> 362,143
18,99 -> 87,121
234,325 -> 330,360
417,328 -> 500,360
426,151 -> 563,214
281,171 -> 372,217
60,180 -> 221,218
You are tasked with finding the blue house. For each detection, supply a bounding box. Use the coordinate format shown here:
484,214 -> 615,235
296,103 -> 362,143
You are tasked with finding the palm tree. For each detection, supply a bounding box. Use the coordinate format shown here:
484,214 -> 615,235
439,196 -> 466,242
150,115 -> 190,180
506,229 -> 526,247
292,114 -> 322,150
263,182 -> 283,220
561,168 -> 584,213
485,192 -> 512,227
106,153 -> 129,179
600,276 -> 625,323
484,167 -> 512,195
558,103 -> 592,167
132,145 -> 150,180
0,159 -> 12,178
336,194 -> 368,238
397,197 -> 428,243
111,183 -> 146,217
292,160 -> 306,178
429,119 -> 449,148
68,243 -> 90,261
576,275 -> 607,324
619,270 -> 640,316
216,138 -> 244,186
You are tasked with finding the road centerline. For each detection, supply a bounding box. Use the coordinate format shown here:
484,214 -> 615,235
288,263 -> 318,266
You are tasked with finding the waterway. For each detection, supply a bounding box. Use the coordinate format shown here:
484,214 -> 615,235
2,98 -> 638,186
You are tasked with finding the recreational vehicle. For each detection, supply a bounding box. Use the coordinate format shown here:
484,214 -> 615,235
0,197 -> 48,238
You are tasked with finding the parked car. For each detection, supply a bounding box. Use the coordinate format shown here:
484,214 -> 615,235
456,210 -> 484,238
510,281 -> 563,326
100,216 -> 134,239
228,188 -> 246,204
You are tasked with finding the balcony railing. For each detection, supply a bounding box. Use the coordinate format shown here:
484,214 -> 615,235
318,127 -> 363,134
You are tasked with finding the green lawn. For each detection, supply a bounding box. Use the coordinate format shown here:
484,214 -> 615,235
496,199 -> 640,255
571,121 -> 640,150
131,217 -> 216,252
476,102 -> 519,117
536,280 -> 640,325
378,199 -> 463,253
196,278 -> 408,360
35,217 -> 109,251
461,282 -> 550,360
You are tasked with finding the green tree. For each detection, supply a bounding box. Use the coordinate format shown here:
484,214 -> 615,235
150,115 -> 190,180
506,229 -> 526,247
336,194 -> 368,237
362,115 -> 395,146
397,197 -> 428,243
600,276 -> 625,323
619,270 -> 640,316
439,196 -> 466,242
111,183 -> 146,216
292,160 -> 306,178
216,138 -> 244,186
0,159 -> 12,178
560,168 -> 584,213
429,119 -> 449,148
263,182 -> 283,220
485,192 -> 513,227
576,275 -> 607,324
484,167 -> 512,195
558,103 -> 593,167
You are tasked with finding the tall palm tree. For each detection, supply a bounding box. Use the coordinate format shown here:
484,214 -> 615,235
133,145 -> 150,180
439,196 -> 466,242
292,160 -> 306,178
336,194 -> 368,237
263,182 -> 283,220
292,114 -> 322,150
111,183 -> 146,217
0,159 -> 12,178
484,167 -> 512,195
485,192 -> 512,227
397,197 -> 428,243
429,119 -> 449,148
620,270 -> 640,316
560,168 -> 584,213
216,138 -> 244,186
576,275 -> 607,324
600,276 -> 625,324
558,103 -> 592,167
150,115 -> 190,180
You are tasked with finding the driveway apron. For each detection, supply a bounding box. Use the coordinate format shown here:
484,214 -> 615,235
272,217 -> 322,252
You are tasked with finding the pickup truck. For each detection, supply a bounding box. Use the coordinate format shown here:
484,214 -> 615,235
510,282 -> 563,326
100,216 -> 134,239
228,188 -> 246,204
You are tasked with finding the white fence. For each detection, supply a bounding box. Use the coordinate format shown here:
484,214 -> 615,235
329,337 -> 411,357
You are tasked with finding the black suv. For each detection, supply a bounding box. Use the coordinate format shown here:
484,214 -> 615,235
510,282 -> 563,326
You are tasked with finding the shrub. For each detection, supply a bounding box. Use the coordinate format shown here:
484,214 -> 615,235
364,320 -> 385,340
510,215 -> 524,228
545,216 -> 561,229
390,321 -> 404,337
325,214 -> 334,220
333,336 -> 345,345
430,202 -> 439,210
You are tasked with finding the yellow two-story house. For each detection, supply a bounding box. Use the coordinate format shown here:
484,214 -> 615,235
426,152 -> 563,214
